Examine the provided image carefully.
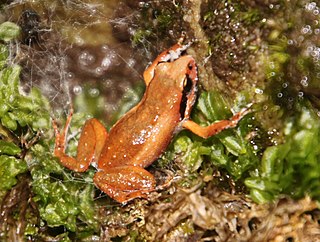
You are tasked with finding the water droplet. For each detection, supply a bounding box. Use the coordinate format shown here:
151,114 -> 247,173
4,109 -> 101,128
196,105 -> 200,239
104,79 -> 113,88
89,88 -> 100,98
101,45 -> 109,52
287,39 -> 294,45
138,1 -> 149,8
300,76 -> 308,87
101,57 -> 111,69
269,62 -> 275,69
126,58 -> 135,68
305,2 -> 316,11
301,25 -> 312,35
95,67 -> 103,75
73,85 -> 82,95
67,72 -> 74,79
79,51 -> 95,66
255,88 -> 263,94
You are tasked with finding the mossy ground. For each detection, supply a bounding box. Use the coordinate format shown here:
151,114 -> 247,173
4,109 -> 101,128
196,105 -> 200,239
0,0 -> 320,241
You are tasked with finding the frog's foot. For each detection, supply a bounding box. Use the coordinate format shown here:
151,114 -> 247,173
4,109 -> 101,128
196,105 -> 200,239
93,166 -> 156,204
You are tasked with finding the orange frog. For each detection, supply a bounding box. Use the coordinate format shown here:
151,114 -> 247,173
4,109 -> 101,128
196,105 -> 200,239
53,41 -> 250,203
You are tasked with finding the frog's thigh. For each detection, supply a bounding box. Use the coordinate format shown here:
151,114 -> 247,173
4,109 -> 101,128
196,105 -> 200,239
76,118 -> 108,164
93,166 -> 156,203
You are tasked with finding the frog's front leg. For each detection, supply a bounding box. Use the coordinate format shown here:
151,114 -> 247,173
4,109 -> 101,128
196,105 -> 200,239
93,166 -> 156,203
53,113 -> 108,172
182,105 -> 251,139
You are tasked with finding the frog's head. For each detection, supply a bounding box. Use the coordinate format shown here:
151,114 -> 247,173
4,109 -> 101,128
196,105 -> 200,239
153,55 -> 198,120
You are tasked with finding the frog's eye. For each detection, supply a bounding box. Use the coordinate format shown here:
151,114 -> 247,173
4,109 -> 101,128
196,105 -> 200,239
183,76 -> 193,89
183,78 -> 188,87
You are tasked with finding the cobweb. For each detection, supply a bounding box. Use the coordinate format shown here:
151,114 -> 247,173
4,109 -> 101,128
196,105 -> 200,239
5,0 -> 148,123
2,0 -> 153,235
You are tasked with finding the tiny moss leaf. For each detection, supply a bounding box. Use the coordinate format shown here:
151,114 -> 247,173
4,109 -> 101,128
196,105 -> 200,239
0,155 -> 27,191
0,22 -> 21,42
0,140 -> 21,155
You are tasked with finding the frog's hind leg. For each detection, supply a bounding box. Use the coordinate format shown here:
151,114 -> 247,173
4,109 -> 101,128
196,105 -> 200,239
93,166 -> 156,203
53,115 -> 108,172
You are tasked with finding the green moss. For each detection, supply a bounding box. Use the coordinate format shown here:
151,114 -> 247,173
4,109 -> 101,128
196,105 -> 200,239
130,1 -> 184,49
132,29 -> 152,47
0,22 -> 50,200
0,140 -> 21,155
265,1 -> 320,109
0,22 -> 97,240
153,9 -> 174,30
245,103 -> 320,203
160,88 -> 320,204
0,155 -> 27,192
29,140 -> 98,234
0,65 -> 50,131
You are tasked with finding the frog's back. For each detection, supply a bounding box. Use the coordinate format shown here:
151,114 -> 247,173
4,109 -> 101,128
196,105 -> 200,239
98,70 -> 184,169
